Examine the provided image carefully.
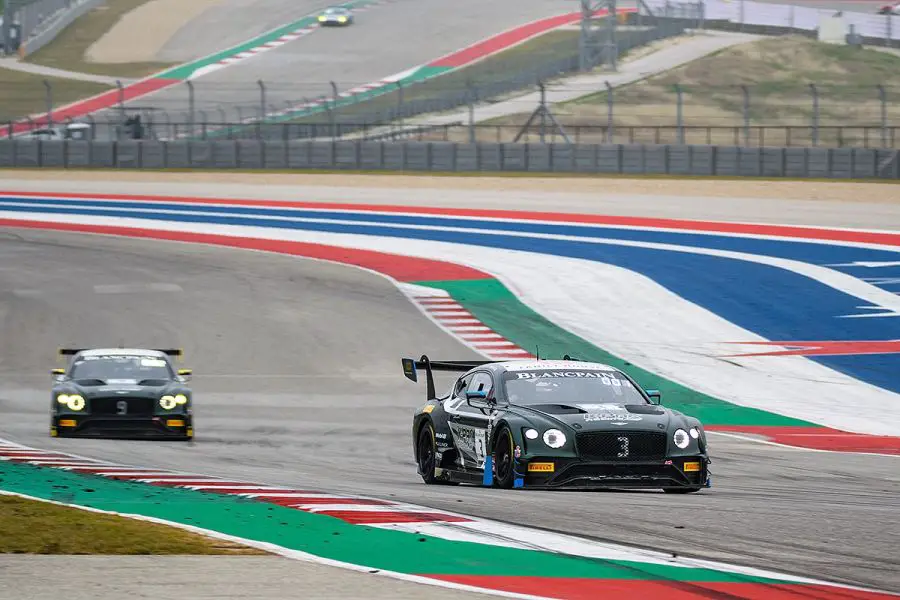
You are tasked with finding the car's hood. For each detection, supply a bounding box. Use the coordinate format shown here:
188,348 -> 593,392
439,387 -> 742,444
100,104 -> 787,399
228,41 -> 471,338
57,379 -> 179,399
515,402 -> 675,432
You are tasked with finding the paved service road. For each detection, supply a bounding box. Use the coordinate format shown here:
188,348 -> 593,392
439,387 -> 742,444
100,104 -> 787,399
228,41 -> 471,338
0,226 -> 897,594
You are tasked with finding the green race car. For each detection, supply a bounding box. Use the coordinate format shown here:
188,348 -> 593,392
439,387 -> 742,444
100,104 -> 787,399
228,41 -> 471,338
404,355 -> 710,492
50,348 -> 194,440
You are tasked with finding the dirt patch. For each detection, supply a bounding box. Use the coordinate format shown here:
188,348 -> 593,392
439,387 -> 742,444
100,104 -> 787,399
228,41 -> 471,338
86,0 -> 224,64
0,494 -> 268,554
482,36 -> 900,146
3,169 -> 898,203
25,0 -> 177,78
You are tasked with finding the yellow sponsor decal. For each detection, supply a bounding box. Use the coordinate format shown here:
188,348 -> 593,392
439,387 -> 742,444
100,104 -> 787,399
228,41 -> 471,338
58,419 -> 77,427
422,405 -> 434,414
527,462 -> 555,473
684,461 -> 701,472
166,419 -> 185,427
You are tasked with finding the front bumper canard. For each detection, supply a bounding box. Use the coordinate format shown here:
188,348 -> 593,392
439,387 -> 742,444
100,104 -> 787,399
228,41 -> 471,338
517,456 -> 710,489
52,415 -> 192,440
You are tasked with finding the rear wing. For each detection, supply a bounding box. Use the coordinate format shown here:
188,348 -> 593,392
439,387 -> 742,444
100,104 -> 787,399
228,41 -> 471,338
58,348 -> 184,359
402,355 -> 493,399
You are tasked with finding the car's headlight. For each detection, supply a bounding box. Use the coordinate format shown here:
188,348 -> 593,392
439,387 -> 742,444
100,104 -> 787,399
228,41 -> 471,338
542,429 -> 566,449
689,427 -> 700,439
524,428 -> 539,440
58,394 -> 85,411
175,394 -> 188,405
318,15 -> 325,21
160,395 -> 178,410
673,429 -> 690,449
338,16 -> 347,22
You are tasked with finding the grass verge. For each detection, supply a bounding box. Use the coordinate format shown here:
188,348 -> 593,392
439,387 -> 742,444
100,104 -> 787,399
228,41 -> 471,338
0,494 -> 268,554
24,0 -> 175,78
0,68 -> 110,122
477,35 -> 900,146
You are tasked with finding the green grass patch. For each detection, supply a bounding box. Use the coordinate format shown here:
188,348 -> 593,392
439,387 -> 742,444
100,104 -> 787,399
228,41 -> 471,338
0,68 -> 110,122
490,35 -> 900,135
0,494 -> 268,554
25,0 -> 175,78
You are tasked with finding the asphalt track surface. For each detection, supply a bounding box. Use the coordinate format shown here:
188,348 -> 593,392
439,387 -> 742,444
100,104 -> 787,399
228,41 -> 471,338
0,203 -> 898,594
122,0 -> 574,118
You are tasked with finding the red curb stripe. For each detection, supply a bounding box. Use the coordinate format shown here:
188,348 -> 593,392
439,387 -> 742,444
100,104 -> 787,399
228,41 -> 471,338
708,426 -> 900,455
0,218 -> 491,282
424,576 -> 900,600
0,80 -> 180,137
282,497 -> 394,506
317,510 -> 472,525
6,192 -> 895,247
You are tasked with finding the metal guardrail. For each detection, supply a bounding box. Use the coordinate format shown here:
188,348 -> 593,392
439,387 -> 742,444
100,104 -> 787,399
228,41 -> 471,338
10,117 -> 900,149
2,0 -> 103,56
1,139 -> 898,179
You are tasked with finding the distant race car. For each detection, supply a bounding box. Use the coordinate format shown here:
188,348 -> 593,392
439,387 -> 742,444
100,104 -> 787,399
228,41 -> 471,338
50,348 -> 194,440
404,355 -> 711,492
317,6 -> 354,26
878,1 -> 900,13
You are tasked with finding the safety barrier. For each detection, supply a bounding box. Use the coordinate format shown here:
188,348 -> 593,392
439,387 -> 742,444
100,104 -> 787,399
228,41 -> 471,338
1,139 -> 897,179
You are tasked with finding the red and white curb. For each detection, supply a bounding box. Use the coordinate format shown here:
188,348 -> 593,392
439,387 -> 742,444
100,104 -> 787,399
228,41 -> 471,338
401,283 -> 535,360
2,437 -> 879,591
0,440 -> 472,527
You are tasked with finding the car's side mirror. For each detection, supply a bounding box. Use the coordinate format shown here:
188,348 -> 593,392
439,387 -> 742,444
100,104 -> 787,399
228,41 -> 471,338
177,369 -> 193,381
51,368 -> 65,381
466,389 -> 492,409
645,389 -> 662,404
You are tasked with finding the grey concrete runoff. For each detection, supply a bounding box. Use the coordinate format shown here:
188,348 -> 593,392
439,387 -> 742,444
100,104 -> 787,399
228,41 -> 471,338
0,227 -> 898,594
0,556 -> 497,600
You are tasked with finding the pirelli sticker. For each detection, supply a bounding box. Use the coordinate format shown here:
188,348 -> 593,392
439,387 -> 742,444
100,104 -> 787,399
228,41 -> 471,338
527,462 -> 555,473
683,461 -> 701,472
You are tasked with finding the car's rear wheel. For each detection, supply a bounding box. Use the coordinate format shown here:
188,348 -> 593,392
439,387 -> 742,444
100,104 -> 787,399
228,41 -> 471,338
492,426 -> 515,489
417,422 -> 439,484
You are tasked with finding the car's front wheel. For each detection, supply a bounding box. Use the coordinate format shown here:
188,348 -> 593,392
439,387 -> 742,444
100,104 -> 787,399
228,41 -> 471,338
492,426 -> 516,489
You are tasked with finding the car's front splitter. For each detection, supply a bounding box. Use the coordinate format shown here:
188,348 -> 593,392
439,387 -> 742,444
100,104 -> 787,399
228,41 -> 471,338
52,415 -> 192,440
515,456 -> 710,489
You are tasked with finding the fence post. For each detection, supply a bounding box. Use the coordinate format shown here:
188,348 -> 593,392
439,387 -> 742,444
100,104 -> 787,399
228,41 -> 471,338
397,81 -> 404,131
43,80 -> 53,129
187,80 -> 195,137
606,80 -> 614,143
330,81 -> 339,140
675,83 -> 684,145
116,80 -> 125,140
809,84 -> 819,146
741,84 -> 750,147
878,84 -> 887,148
258,80 -> 267,121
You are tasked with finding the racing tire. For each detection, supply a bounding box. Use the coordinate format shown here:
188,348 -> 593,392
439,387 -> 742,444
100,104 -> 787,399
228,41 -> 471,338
663,487 -> 702,494
417,422 -> 440,484
492,426 -> 516,489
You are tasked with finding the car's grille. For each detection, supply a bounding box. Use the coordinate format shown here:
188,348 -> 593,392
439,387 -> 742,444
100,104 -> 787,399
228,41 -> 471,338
576,431 -> 667,461
90,397 -> 155,417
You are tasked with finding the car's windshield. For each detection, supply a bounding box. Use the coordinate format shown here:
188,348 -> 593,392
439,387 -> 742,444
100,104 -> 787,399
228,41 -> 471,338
325,7 -> 346,13
502,369 -> 647,405
69,355 -> 173,381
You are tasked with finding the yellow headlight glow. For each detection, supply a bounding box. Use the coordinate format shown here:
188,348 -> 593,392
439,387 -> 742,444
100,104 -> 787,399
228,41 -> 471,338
338,16 -> 347,22
67,395 -> 85,411
175,394 -> 188,405
160,395 -> 177,410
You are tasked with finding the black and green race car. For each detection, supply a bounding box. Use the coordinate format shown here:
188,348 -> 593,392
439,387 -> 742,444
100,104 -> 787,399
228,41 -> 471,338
403,355 -> 710,492
50,348 -> 194,440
